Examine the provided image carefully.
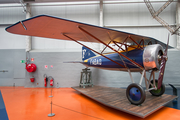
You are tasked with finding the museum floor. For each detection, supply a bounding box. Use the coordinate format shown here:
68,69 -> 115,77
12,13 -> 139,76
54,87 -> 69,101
0,87 -> 180,120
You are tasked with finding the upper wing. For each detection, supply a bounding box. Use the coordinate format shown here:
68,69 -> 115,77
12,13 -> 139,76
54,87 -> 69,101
6,15 -> 166,46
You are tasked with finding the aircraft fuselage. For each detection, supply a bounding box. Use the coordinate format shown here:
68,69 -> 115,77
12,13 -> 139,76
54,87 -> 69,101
82,49 -> 144,72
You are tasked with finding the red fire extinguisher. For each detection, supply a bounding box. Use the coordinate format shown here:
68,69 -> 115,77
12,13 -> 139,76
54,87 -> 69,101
25,62 -> 37,72
44,74 -> 47,87
49,76 -> 54,86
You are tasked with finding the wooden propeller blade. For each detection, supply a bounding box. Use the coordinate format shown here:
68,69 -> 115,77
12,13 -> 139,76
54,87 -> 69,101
157,34 -> 169,89
157,55 -> 167,89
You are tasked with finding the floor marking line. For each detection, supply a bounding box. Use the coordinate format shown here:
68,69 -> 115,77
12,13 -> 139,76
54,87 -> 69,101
52,103 -> 104,120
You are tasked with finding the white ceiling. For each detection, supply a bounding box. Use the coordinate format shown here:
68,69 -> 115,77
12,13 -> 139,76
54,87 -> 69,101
0,0 -> 174,4
0,0 -> 101,4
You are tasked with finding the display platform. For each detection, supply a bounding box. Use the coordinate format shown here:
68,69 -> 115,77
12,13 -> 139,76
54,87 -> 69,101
72,86 -> 178,118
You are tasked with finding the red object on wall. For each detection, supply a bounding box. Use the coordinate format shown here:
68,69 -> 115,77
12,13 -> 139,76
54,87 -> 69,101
44,77 -> 47,87
30,77 -> 35,82
50,79 -> 53,86
31,58 -> 34,62
26,63 -> 37,72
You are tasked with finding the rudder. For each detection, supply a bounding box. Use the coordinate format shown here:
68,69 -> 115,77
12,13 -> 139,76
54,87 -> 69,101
82,46 -> 96,61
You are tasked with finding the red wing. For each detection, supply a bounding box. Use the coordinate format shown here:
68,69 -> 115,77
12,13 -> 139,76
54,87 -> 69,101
6,15 -> 160,45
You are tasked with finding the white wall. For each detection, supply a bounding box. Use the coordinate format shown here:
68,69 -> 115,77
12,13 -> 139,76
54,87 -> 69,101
0,5 -> 25,24
0,26 -> 26,49
104,2 -> 176,25
0,4 -> 26,49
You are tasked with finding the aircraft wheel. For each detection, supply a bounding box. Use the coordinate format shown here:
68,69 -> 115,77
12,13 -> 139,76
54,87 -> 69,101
149,80 -> 165,96
126,83 -> 146,105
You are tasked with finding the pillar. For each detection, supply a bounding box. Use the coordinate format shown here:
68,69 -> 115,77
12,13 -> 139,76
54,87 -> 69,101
99,0 -> 104,51
176,1 -> 180,49
26,3 -> 32,52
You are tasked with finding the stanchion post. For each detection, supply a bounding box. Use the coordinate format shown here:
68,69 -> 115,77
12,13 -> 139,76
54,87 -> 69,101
48,88 -> 55,117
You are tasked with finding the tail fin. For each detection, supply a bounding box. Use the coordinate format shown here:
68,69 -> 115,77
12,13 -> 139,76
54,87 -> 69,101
82,46 -> 96,61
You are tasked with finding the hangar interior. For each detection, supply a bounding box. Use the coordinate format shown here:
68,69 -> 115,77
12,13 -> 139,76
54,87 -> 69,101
1,0 -> 180,120
1,0 -> 180,88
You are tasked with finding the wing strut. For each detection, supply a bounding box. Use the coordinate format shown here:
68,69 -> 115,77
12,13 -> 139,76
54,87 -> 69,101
101,31 -> 114,54
129,36 -> 144,50
62,33 -> 126,68
113,41 -> 125,51
20,21 -> 27,30
139,39 -> 145,47
78,26 -> 144,69
118,36 -> 128,51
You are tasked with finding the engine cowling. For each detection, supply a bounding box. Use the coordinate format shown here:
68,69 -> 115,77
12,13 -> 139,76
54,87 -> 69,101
143,44 -> 163,70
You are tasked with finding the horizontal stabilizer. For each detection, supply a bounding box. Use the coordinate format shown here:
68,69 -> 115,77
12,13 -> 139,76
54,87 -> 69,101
63,61 -> 83,63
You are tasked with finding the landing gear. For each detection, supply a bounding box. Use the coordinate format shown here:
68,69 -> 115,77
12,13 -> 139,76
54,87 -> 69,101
126,70 -> 166,105
149,79 -> 165,96
126,83 -> 146,105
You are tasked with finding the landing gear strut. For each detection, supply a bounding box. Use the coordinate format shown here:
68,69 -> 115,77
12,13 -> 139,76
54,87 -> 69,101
149,79 -> 165,96
126,70 -> 166,105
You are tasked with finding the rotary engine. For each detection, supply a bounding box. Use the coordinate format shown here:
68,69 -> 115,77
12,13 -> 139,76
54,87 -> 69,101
143,44 -> 164,70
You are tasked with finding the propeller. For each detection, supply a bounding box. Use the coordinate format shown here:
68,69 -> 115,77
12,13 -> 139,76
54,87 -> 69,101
157,34 -> 170,89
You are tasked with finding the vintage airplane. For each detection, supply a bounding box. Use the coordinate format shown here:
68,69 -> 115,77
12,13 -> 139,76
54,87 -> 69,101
6,15 -> 170,105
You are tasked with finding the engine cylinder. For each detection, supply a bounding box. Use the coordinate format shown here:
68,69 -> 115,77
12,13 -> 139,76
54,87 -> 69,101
143,44 -> 163,70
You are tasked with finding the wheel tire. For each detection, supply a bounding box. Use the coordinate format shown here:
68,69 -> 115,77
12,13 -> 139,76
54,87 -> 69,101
149,79 -> 165,96
126,83 -> 146,105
